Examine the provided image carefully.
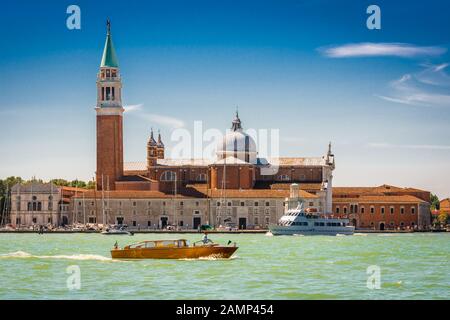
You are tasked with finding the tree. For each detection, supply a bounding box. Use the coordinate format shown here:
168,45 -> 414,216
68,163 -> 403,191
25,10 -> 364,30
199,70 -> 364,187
437,212 -> 449,225
50,179 -> 70,187
430,194 -> 440,211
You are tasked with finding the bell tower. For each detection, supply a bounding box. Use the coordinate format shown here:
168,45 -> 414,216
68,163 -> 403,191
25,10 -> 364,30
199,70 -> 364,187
96,19 -> 124,191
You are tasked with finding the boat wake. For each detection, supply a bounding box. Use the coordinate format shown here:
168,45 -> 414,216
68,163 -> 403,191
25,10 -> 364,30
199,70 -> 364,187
353,233 -> 368,236
265,231 -> 273,237
179,255 -> 238,261
0,251 -> 114,262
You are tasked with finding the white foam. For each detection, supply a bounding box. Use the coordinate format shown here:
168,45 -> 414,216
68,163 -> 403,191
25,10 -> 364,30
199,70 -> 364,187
265,231 -> 273,237
0,251 -> 113,262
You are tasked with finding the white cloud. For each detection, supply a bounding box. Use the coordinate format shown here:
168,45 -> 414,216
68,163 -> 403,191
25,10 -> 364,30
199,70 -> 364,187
376,64 -> 450,107
368,143 -> 450,150
320,43 -> 446,58
123,104 -> 143,112
123,103 -> 185,128
141,113 -> 185,129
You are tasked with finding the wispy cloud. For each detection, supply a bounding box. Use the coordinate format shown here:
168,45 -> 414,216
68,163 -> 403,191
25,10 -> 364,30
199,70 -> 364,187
368,143 -> 450,150
140,113 -> 185,129
319,43 -> 446,58
123,104 -> 143,112
124,103 -> 185,128
376,64 -> 450,107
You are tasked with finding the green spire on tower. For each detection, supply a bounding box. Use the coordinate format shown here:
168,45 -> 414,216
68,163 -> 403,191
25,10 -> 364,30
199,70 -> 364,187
100,19 -> 119,68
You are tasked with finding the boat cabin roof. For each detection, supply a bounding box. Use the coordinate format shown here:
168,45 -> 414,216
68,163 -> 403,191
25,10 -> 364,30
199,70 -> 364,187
124,239 -> 189,249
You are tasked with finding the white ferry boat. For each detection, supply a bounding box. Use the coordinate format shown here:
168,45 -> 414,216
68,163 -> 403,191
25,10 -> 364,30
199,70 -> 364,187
269,202 -> 354,236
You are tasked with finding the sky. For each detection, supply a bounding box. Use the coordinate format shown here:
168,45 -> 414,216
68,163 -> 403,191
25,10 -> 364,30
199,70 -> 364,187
0,0 -> 449,198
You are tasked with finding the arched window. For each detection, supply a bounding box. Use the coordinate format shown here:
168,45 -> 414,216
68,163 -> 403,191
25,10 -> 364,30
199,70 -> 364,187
161,171 -> 176,181
196,173 -> 207,182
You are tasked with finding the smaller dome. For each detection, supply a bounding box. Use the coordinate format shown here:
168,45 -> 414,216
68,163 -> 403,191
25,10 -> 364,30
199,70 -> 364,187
216,111 -> 257,163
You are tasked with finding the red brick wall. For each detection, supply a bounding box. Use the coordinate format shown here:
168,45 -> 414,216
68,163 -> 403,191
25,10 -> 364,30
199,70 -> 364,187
96,115 -> 123,191
333,202 -> 420,229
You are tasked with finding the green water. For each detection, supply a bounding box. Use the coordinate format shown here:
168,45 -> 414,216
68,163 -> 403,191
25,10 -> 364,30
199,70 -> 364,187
0,233 -> 448,299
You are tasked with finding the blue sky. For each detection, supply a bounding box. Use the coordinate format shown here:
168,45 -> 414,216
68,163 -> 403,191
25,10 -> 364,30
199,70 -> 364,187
1,0 -> 450,197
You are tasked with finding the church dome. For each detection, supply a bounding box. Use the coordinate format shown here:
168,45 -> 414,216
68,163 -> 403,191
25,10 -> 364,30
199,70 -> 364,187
216,112 -> 257,164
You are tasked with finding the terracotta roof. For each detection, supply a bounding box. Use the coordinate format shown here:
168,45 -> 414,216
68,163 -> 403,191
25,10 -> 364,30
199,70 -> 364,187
61,186 -> 88,192
75,187 -> 317,200
332,195 -> 427,204
333,185 -> 429,195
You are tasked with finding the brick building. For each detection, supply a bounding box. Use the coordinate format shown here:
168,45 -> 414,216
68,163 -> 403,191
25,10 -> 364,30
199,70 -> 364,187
332,185 -> 431,230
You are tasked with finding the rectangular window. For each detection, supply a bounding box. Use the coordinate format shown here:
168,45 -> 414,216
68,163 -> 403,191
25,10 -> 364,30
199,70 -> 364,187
381,207 -> 385,214
390,207 -> 394,214
106,87 -> 111,100
254,202 -> 259,206
240,202 -> 245,206
147,221 -> 151,227
132,221 -> 137,227
112,87 -> 115,100
336,207 -> 340,214
361,207 -> 365,214
101,87 -> 105,100
265,202 -> 270,207
401,207 -> 405,214
411,207 -> 416,214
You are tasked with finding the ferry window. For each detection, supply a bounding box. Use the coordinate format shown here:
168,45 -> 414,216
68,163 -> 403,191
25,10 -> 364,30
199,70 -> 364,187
314,222 -> 319,226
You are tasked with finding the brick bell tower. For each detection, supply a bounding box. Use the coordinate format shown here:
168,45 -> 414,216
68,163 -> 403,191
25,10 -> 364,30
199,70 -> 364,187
96,20 -> 124,191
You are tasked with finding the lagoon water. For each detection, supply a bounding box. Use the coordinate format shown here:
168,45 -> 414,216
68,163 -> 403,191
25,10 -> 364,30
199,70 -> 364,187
0,232 -> 448,300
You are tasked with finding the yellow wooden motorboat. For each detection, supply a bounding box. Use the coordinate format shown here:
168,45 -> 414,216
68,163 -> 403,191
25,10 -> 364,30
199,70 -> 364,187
110,239 -> 238,259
